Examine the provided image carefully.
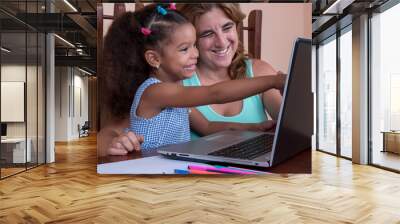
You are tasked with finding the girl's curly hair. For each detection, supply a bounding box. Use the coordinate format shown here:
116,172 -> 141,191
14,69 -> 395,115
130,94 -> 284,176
102,4 -> 189,119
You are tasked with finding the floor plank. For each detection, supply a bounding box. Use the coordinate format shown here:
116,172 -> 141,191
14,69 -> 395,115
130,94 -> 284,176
0,135 -> 399,223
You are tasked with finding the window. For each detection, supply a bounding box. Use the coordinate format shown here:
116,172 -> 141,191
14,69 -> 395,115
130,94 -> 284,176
339,27 -> 352,158
370,2 -> 400,171
317,35 -> 337,154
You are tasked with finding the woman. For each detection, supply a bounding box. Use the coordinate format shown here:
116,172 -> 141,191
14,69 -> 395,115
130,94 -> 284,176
98,3 -> 283,156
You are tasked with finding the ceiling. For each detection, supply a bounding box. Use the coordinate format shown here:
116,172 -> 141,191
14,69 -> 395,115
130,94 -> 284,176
312,0 -> 390,41
0,0 -> 96,74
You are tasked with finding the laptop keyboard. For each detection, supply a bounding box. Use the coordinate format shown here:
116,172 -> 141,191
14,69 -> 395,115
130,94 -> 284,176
208,133 -> 274,160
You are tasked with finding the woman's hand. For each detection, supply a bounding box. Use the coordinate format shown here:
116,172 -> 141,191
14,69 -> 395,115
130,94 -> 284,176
107,131 -> 144,155
273,71 -> 287,91
252,120 -> 276,132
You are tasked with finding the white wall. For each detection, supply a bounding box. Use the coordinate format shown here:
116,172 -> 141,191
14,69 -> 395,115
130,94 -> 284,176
1,82 -> 25,122
74,74 -> 89,122
1,66 -> 26,126
1,65 -> 26,140
1,65 -> 26,81
72,73 -> 89,138
1,65 -> 39,137
1,63 -> 46,163
54,67 -> 89,141
55,66 -> 69,141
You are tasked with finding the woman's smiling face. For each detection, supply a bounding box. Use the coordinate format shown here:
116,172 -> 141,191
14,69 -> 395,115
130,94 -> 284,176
194,7 -> 239,70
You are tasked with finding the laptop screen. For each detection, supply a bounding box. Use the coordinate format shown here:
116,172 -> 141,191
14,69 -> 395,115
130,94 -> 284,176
1,123 -> 7,137
270,38 -> 313,166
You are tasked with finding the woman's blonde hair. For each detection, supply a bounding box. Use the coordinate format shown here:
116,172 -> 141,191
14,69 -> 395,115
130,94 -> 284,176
178,3 -> 248,80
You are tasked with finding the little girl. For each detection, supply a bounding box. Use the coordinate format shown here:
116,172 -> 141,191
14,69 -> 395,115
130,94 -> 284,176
105,4 -> 286,150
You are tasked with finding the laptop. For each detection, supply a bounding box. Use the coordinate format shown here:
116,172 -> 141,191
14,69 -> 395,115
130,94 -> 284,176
1,123 -> 7,140
157,38 -> 312,168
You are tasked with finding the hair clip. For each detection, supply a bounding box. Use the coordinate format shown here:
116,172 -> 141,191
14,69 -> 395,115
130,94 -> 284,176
157,5 -> 167,15
141,27 -> 152,36
168,3 -> 176,10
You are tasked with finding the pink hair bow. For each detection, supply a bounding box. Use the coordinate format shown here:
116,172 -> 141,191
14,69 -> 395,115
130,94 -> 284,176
168,3 -> 176,10
141,27 -> 151,36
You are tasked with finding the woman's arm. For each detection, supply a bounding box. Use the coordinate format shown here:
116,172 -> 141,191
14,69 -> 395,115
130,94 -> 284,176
189,108 -> 276,136
252,59 -> 283,120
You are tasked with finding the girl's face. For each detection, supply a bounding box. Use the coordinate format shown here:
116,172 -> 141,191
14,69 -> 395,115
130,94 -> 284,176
158,23 -> 198,81
194,7 -> 239,70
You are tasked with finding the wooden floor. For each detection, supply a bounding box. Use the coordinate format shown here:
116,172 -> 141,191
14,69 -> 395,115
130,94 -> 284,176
372,150 -> 400,171
1,135 -> 400,223
1,167 -> 26,178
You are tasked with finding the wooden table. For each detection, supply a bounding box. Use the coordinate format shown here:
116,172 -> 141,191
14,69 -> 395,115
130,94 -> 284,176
98,148 -> 311,174
381,131 -> 400,154
1,138 -> 32,164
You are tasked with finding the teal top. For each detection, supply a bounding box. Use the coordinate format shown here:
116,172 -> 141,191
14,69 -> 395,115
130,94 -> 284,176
182,59 -> 267,139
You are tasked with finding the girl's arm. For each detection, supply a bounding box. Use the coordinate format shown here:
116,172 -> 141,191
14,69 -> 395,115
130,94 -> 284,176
189,108 -> 276,136
252,59 -> 283,120
140,73 -> 285,113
